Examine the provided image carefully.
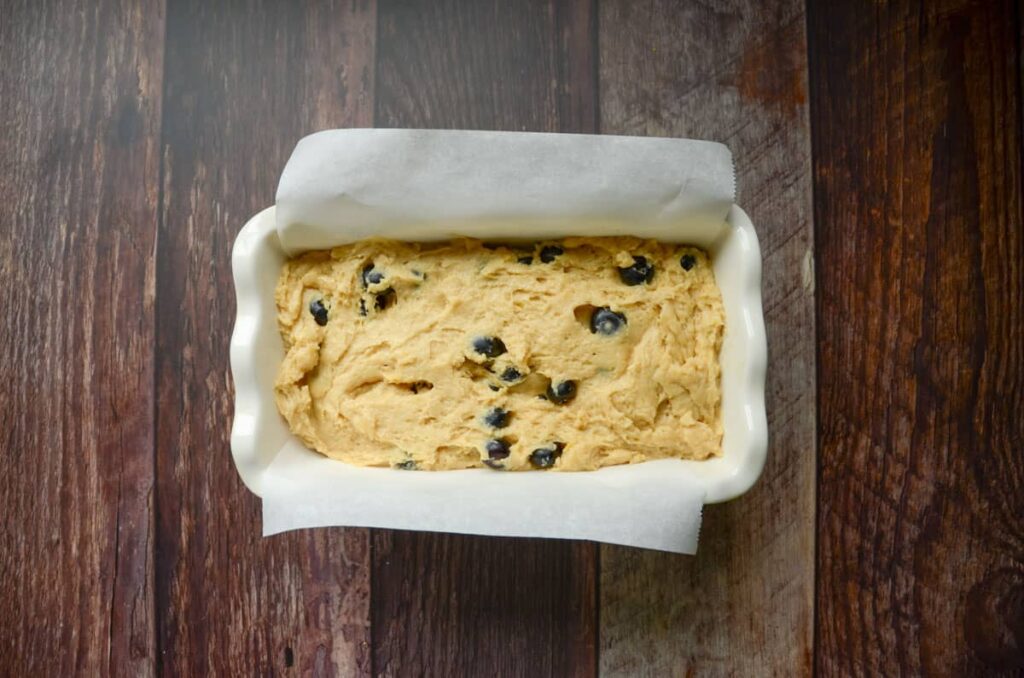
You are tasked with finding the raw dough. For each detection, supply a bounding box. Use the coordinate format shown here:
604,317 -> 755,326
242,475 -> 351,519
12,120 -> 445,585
274,237 -> 725,471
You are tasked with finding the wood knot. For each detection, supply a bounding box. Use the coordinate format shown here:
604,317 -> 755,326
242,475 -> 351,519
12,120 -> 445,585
965,569 -> 1024,671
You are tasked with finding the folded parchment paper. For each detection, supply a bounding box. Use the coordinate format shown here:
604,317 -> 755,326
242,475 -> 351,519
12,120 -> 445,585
258,129 -> 737,553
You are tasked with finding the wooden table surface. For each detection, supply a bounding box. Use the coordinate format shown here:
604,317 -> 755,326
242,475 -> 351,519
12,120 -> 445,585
1,1 -> 1021,676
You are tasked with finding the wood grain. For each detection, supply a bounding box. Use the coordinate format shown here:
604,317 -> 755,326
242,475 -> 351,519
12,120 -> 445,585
5,1 -> 1024,673
597,1 -> 817,675
154,1 -> 375,675
809,0 -> 1024,674
371,1 -> 598,676
0,0 -> 164,674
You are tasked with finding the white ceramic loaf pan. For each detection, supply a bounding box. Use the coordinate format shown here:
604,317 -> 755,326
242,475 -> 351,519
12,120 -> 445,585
229,130 -> 767,552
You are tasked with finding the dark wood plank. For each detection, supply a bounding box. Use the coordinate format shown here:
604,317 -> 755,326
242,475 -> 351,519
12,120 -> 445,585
154,1 -> 375,675
809,0 -> 1024,675
597,1 -> 816,675
375,0 -> 596,134
371,1 -> 598,676
0,0 -> 163,674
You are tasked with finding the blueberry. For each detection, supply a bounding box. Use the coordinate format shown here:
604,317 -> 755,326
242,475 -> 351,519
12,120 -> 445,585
590,307 -> 626,335
483,459 -> 505,470
680,254 -> 697,271
546,380 -> 577,404
517,255 -> 533,265
488,384 -> 500,392
483,407 -> 510,429
618,255 -> 655,285
539,245 -> 564,263
359,299 -> 367,317
529,442 -> 564,469
375,288 -> 396,311
394,459 -> 417,470
500,366 -> 523,382
309,299 -> 329,326
362,263 -> 384,287
472,336 -> 507,358
485,438 -> 511,460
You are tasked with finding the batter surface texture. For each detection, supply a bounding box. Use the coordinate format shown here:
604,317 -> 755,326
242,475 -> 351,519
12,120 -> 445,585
274,237 -> 725,471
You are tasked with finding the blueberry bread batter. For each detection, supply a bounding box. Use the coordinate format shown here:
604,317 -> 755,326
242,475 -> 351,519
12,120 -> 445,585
274,237 -> 725,471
